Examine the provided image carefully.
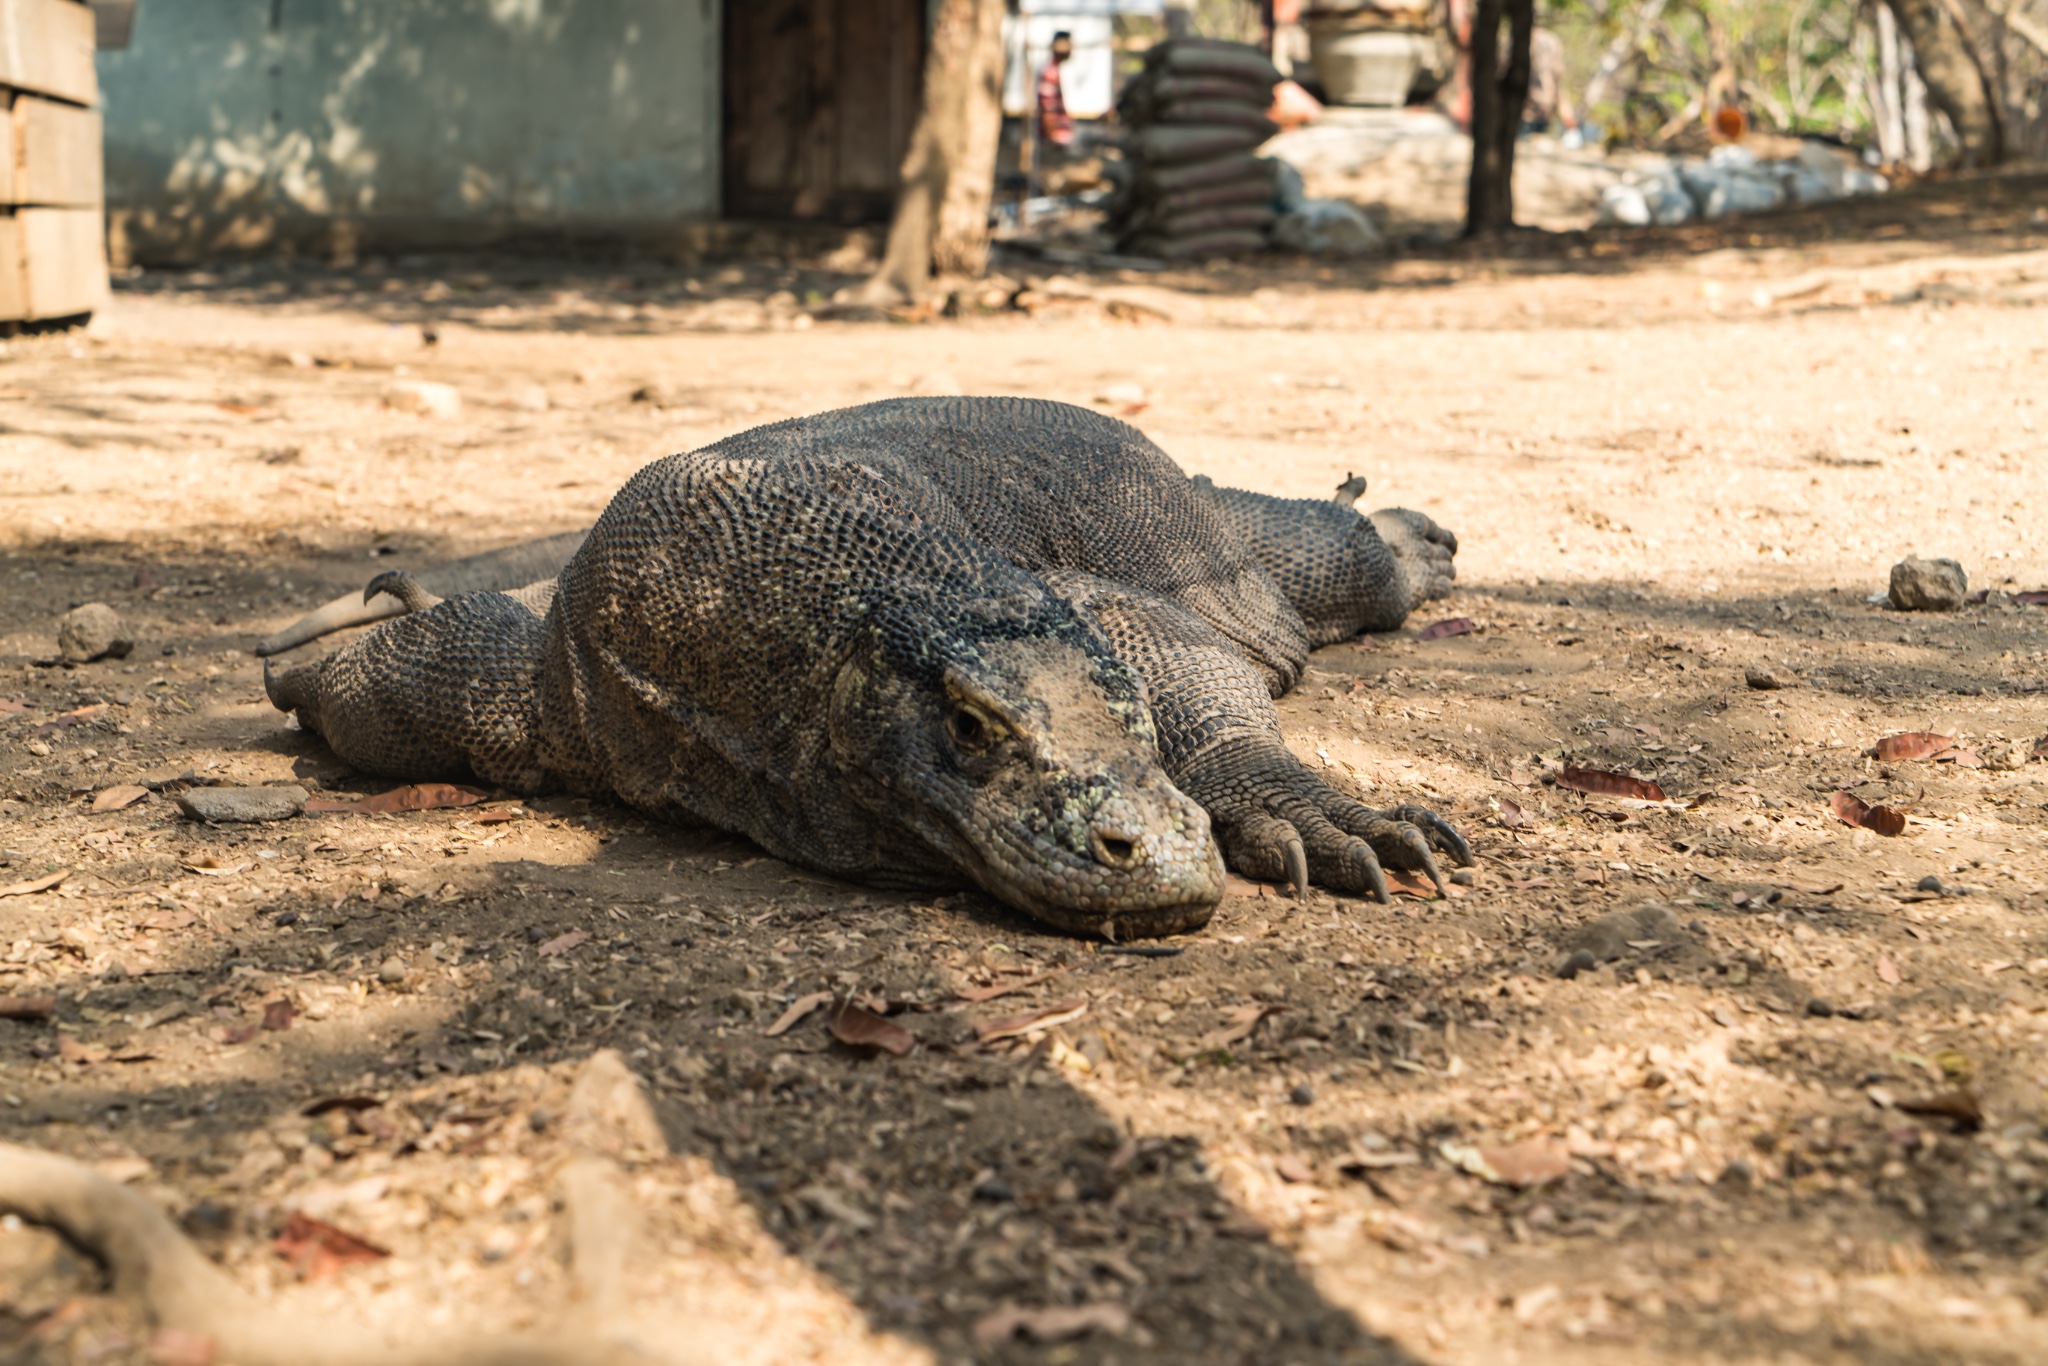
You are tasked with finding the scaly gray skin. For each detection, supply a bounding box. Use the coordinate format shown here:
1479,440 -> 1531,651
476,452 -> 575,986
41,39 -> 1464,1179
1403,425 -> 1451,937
265,398 -> 1470,938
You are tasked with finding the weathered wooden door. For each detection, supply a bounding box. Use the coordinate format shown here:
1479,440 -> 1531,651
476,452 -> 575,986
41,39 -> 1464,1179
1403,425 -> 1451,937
723,0 -> 927,222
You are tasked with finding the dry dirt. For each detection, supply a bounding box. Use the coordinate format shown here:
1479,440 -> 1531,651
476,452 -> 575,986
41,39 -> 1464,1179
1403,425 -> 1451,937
1,182 -> 2047,1366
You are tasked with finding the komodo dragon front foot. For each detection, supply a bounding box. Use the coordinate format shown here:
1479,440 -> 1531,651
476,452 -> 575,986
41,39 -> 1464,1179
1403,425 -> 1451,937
1176,736 -> 1472,903
1368,508 -> 1458,610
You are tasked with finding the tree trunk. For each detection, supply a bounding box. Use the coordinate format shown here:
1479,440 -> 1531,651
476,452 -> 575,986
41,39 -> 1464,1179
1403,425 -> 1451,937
1883,0 -> 2002,165
864,0 -> 1008,303
1464,0 -> 1534,235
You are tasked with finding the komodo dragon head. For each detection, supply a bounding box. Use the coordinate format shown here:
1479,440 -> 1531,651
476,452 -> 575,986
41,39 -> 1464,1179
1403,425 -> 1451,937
824,596 -> 1224,938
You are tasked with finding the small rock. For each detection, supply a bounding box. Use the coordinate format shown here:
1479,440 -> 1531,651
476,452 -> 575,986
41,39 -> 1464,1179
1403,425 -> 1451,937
57,603 -> 133,664
1449,868 -> 1478,887
175,786 -> 307,823
1888,556 -> 1967,612
383,379 -> 463,419
1289,1082 -> 1316,1106
1555,949 -> 1598,980
1715,1158 -> 1756,1190
1744,666 -> 1785,690
525,924 -> 549,943
1563,904 -> 1686,963
1804,997 -> 1835,1018
1915,874 -> 1945,894
377,956 -> 407,985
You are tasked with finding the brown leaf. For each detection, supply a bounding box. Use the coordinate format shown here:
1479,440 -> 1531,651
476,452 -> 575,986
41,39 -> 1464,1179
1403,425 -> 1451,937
141,909 -> 196,930
219,1024 -> 260,1046
1871,732 -> 1954,762
261,999 -> 296,1032
0,698 -> 29,713
475,808 -> 520,824
273,1212 -> 389,1281
181,856 -> 248,877
1497,798 -> 1531,828
2013,591 -> 2048,606
954,967 -> 1068,1005
537,930 -> 590,958
1876,955 -> 1901,985
1196,1002 -> 1276,1051
57,1037 -> 108,1067
764,990 -> 832,1037
32,704 -> 104,734
216,401 -> 264,417
147,1327 -> 218,1366
1223,873 -> 1276,898
92,785 -> 150,813
975,998 -> 1088,1045
1558,767 -> 1667,802
0,870 -> 68,897
1936,748 -> 1983,768
1831,790 -> 1906,837
973,1302 -> 1130,1347
0,995 -> 55,1022
827,1000 -> 917,1056
303,783 -> 487,814
1384,869 -> 1466,899
1419,617 -> 1476,641
1895,1089 -> 1984,1130
1275,1154 -> 1316,1183
1442,1138 -> 1571,1187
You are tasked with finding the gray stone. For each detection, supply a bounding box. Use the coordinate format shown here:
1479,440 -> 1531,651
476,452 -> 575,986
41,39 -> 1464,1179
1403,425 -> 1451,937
378,956 -> 408,985
1888,556 -> 1967,612
1744,666 -> 1785,690
57,603 -> 133,664
1563,903 -> 1687,963
175,785 -> 307,823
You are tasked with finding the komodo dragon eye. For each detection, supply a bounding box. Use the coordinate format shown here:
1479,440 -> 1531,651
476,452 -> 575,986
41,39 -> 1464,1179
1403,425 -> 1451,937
946,703 -> 1000,753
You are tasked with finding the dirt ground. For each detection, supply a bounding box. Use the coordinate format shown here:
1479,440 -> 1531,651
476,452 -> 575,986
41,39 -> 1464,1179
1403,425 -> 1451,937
2,177 -> 2047,1366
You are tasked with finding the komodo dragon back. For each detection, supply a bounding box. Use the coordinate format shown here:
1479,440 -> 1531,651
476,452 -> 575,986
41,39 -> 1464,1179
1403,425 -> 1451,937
266,397 -> 1470,936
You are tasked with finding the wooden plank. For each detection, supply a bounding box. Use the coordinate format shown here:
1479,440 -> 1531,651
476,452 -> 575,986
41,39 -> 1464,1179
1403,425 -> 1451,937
19,205 -> 102,318
11,95 -> 100,205
0,212 -> 23,319
0,0 -> 97,108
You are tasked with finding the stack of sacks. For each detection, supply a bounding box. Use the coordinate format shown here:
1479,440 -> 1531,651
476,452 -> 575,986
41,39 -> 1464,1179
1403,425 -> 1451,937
1110,39 -> 1283,259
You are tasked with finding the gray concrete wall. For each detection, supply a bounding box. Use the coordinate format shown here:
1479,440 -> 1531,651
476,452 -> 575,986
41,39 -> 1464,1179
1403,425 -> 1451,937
98,0 -> 721,263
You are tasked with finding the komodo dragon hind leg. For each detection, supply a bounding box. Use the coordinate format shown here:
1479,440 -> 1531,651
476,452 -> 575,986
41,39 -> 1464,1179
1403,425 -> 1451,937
362,570 -> 443,615
263,589 -> 552,793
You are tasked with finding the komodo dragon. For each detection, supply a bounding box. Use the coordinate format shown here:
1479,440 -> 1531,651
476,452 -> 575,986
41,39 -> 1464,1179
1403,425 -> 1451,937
264,397 -> 1470,939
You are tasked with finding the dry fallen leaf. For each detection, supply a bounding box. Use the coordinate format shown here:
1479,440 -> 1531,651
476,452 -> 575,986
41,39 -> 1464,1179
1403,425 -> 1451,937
1385,869 -> 1466,899
1497,797 -> 1532,828
262,999 -> 296,1032
1876,954 -> 1901,986
975,998 -> 1089,1044
827,1000 -> 917,1056
1195,1002 -> 1276,1052
973,1302 -> 1131,1347
537,930 -> 590,958
0,871 -> 68,898
141,909 -> 196,931
1895,1089 -> 1984,1130
1223,873 -> 1276,899
1872,732 -> 1955,762
304,783 -> 487,814
92,784 -> 150,813
1418,617 -> 1476,641
1441,1138 -> 1571,1188
273,1212 -> 390,1281
2016,590 -> 2048,606
475,808 -> 521,825
954,967 -> 1068,1005
1558,767 -> 1667,802
0,698 -> 29,713
0,995 -> 55,1022
32,704 -> 104,735
1831,790 -> 1906,837
764,990 -> 832,1037
1275,1154 -> 1316,1184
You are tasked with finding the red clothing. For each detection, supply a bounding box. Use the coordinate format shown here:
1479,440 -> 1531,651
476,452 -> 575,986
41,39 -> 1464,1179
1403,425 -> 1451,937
1037,59 -> 1073,146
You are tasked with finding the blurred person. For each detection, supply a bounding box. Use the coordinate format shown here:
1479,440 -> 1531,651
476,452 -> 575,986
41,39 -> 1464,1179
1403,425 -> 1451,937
1037,30 -> 1075,153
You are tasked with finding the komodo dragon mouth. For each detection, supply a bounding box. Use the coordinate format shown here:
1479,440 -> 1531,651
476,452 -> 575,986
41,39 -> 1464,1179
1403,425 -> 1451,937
261,396 -> 1472,938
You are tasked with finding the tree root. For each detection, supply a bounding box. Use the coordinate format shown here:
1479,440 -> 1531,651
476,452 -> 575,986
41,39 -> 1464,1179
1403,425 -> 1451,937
0,1051 -> 683,1366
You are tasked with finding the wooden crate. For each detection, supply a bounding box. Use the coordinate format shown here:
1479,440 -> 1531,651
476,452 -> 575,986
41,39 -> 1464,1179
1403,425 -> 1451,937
0,0 -> 103,323
0,206 -> 104,318
4,94 -> 102,206
0,0 -> 96,107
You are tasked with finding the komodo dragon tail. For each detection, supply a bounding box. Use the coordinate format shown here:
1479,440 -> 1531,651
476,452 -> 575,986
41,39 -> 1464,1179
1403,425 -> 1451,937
253,529 -> 588,656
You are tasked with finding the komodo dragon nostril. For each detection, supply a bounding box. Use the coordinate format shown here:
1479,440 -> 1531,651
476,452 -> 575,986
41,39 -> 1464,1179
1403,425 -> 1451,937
1090,827 -> 1141,868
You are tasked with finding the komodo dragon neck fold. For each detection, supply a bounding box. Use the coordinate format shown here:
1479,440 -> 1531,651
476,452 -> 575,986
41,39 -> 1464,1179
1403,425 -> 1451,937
265,397 -> 1470,937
